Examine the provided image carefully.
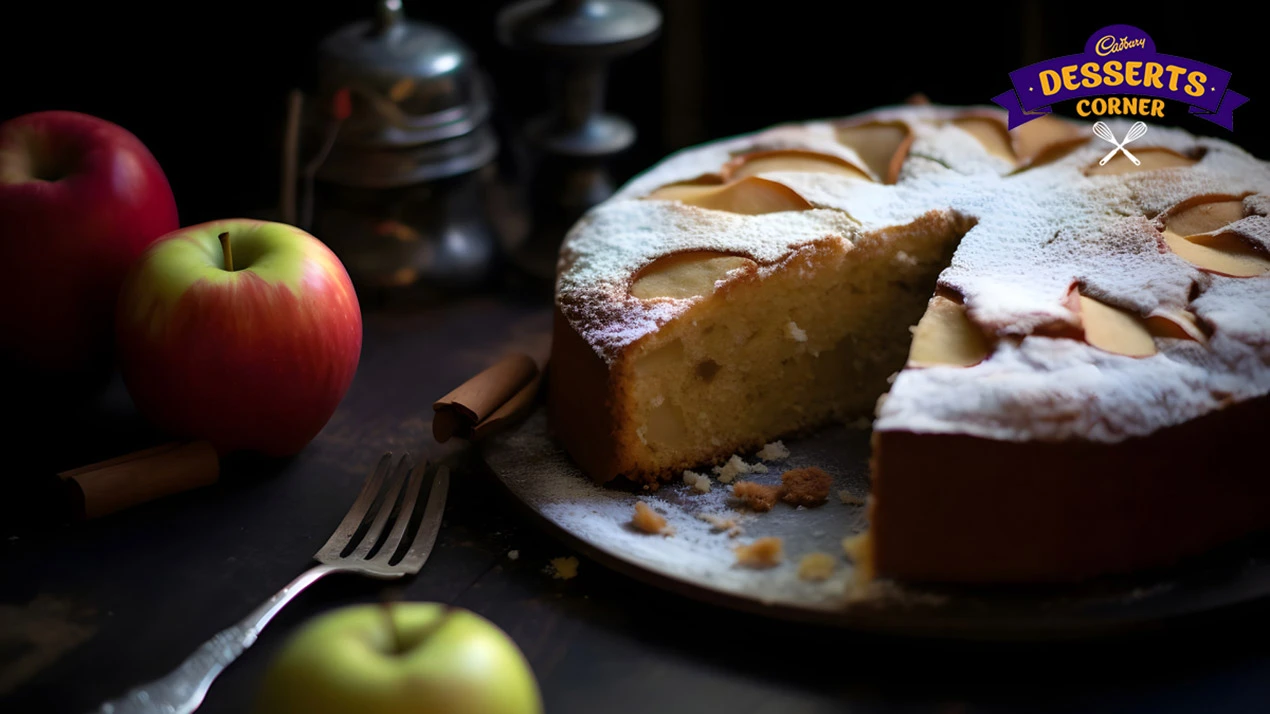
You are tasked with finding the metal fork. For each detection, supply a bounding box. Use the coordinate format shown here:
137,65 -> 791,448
95,452 -> 451,714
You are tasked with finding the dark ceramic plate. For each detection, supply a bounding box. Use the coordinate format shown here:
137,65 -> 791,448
480,408 -> 1270,640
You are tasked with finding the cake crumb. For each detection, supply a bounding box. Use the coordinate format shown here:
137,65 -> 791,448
698,513 -> 743,537
842,534 -> 870,561
631,501 -> 672,535
786,321 -> 808,342
507,550 -> 520,560
798,552 -> 837,581
838,490 -> 866,506
780,467 -> 833,507
842,533 -> 875,587
715,458 -> 741,484
732,481 -> 780,512
755,440 -> 790,462
548,556 -> 579,580
714,454 -> 766,484
682,470 -> 711,493
650,394 -> 664,407
734,537 -> 783,568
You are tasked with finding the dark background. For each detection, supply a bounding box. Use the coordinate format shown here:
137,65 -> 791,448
1,2 -> 1265,227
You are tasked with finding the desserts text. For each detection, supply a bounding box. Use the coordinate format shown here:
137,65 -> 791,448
993,24 -> 1246,131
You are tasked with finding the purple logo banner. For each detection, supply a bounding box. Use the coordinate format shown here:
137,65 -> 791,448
992,24 -> 1248,130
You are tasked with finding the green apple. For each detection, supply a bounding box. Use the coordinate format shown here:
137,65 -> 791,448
255,603 -> 543,714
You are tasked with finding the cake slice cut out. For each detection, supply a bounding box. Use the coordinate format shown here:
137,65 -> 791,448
1085,147 -> 1197,176
1077,293 -> 1156,357
630,251 -> 758,300
906,294 -> 990,368
644,176 -> 814,215
1161,199 -> 1270,277
725,150 -> 870,182
834,121 -> 913,184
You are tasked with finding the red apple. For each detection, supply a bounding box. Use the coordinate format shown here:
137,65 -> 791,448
0,110 -> 179,401
115,219 -> 362,456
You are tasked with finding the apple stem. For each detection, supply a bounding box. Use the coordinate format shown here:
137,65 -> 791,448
381,593 -> 404,655
409,605 -> 457,651
218,231 -> 234,272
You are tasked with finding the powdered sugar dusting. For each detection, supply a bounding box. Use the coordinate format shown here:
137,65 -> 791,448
556,104 -> 1270,444
557,203 -> 862,361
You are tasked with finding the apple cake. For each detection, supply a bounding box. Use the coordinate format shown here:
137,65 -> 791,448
547,103 -> 1270,584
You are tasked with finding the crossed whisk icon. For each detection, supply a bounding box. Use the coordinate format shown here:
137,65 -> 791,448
1093,121 -> 1149,166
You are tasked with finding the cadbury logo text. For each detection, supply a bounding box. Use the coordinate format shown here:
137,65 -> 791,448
1095,35 -> 1147,56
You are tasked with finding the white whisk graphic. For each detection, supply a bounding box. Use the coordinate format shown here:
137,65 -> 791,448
1093,121 -> 1148,166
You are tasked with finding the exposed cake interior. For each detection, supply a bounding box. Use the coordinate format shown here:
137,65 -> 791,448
617,212 -> 971,480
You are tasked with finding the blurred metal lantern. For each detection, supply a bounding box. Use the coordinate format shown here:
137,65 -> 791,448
497,0 -> 661,282
289,0 -> 504,298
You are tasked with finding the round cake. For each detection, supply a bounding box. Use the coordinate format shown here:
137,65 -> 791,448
547,103 -> 1270,584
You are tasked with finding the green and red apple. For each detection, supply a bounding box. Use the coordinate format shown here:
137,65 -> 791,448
256,603 -> 543,714
0,110 -> 178,403
115,219 -> 361,456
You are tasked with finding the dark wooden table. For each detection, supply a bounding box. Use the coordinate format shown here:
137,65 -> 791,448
4,294 -> 1270,714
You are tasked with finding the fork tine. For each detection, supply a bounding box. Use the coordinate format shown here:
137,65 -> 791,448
370,458 -> 430,565
348,453 -> 413,560
396,465 -> 450,573
315,452 -> 392,562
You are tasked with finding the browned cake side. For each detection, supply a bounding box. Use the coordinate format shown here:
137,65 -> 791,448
868,394 -> 1270,583
547,306 -> 625,483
